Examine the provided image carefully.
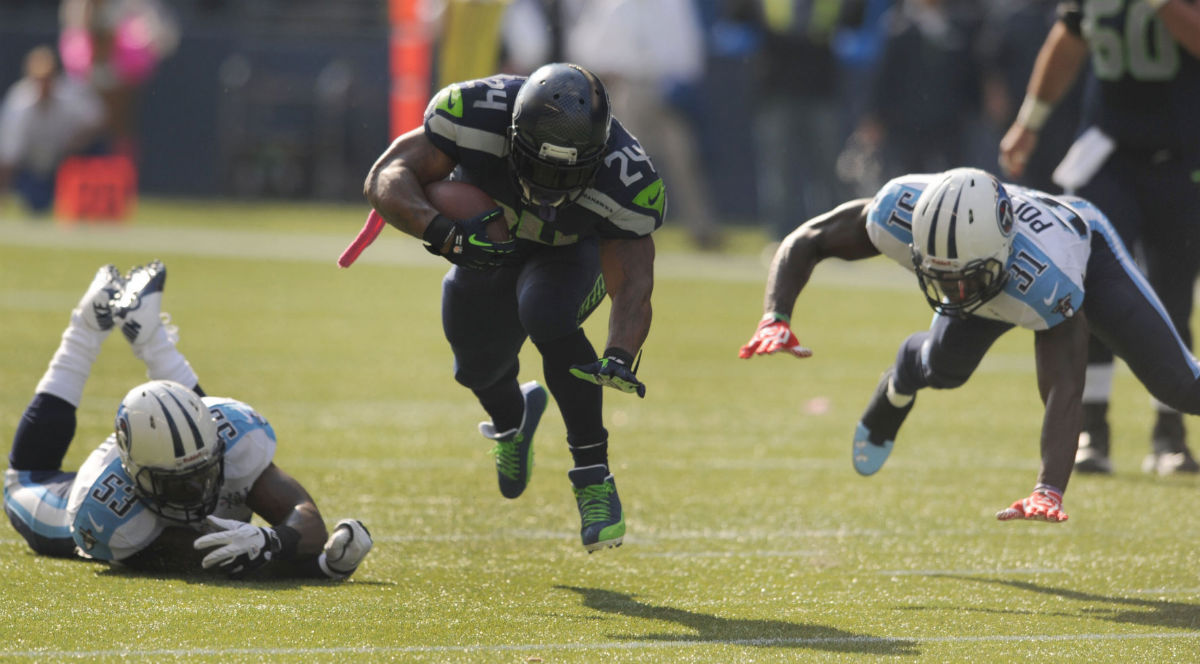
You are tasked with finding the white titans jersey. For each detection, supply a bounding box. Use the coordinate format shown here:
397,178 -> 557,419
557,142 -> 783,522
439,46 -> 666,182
865,174 -> 1096,331
65,397 -> 276,561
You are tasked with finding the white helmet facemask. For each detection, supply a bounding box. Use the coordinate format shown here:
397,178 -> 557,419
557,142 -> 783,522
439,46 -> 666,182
114,380 -> 224,524
909,168 -> 1015,318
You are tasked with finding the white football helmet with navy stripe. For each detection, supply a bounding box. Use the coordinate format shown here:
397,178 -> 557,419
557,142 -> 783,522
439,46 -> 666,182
910,168 -> 1015,318
114,380 -> 224,524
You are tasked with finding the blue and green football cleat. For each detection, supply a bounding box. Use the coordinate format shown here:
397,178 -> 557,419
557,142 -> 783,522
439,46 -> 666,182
568,464 -> 625,552
479,381 -> 547,499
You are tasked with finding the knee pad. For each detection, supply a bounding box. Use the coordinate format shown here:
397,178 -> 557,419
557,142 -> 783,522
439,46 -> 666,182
453,358 -> 518,393
924,366 -> 970,390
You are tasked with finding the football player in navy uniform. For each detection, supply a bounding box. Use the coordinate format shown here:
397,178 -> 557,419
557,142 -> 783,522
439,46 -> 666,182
4,261 -> 373,578
1000,0 -> 1200,475
741,168 -> 1200,522
361,63 -> 664,552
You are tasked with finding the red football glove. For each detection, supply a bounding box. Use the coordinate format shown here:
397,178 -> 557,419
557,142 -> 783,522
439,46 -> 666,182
738,315 -> 812,359
996,485 -> 1068,522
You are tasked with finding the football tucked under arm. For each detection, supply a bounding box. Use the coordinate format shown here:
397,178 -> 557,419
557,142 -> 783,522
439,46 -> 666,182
424,180 -> 510,243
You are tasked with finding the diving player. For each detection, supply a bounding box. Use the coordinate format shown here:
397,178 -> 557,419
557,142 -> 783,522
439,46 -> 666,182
999,0 -> 1200,475
4,261 -> 373,578
741,168 -> 1200,522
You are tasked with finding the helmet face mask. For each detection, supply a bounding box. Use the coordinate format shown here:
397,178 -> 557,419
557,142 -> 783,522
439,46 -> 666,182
129,445 -> 225,523
912,254 -> 1008,318
508,63 -> 611,211
114,380 -> 224,525
909,168 -> 1015,318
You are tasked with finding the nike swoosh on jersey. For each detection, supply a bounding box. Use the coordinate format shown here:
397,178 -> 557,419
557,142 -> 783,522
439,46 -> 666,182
1042,283 -> 1059,306
87,512 -> 106,533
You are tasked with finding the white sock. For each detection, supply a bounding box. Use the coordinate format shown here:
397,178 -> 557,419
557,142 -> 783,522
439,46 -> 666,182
34,314 -> 110,407
885,376 -> 914,408
1151,397 -> 1179,415
1082,363 -> 1114,404
132,324 -> 198,387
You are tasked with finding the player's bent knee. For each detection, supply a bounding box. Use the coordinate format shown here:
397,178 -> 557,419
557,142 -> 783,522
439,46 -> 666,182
925,369 -> 970,390
1159,377 -> 1200,416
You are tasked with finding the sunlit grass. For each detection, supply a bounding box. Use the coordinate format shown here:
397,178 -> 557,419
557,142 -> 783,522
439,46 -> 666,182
1,202 -> 1198,662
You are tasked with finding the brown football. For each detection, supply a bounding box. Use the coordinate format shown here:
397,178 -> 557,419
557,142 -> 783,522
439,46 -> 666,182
424,180 -> 510,241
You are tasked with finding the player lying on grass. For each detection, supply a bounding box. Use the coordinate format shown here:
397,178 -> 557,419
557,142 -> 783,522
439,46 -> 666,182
4,260 -> 373,578
740,167 -> 1200,522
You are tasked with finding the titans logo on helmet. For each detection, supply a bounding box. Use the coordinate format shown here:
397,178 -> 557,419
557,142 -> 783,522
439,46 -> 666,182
996,196 -> 1014,237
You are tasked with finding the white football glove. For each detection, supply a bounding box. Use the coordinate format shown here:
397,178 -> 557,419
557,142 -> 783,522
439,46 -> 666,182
319,519 -> 373,580
193,515 -> 281,575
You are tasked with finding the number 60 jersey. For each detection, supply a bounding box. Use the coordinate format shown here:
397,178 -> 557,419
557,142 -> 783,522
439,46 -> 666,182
65,397 -> 276,561
864,173 -> 1099,331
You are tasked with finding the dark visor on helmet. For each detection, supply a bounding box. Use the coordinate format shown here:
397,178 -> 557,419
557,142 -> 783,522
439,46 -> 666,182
509,134 -> 600,207
134,447 -> 225,524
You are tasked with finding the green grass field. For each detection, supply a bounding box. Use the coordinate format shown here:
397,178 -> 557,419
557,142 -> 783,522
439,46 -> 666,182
1,202 -> 1198,662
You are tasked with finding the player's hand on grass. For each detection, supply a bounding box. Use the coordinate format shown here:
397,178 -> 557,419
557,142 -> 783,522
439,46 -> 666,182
319,519 -> 374,580
739,314 -> 812,359
570,348 -> 646,398
193,515 -> 283,575
996,485 -> 1068,522
422,209 -> 517,270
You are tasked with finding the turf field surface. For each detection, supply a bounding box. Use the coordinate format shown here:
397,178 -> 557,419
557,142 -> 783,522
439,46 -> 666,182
1,204 -> 1198,663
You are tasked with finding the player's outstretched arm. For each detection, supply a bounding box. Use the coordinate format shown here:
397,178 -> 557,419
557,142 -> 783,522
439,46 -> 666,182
997,310 -> 1088,524
741,199 -> 876,358
571,236 -> 654,398
1032,310 -> 1089,495
224,463 -> 373,580
191,463 -> 327,578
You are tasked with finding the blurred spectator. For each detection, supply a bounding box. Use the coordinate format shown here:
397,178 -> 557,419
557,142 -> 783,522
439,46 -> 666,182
845,0 -> 982,183
0,45 -> 104,215
435,0 -> 508,87
500,0 -> 581,73
58,0 -> 179,157
977,0 -> 1081,193
750,0 -> 848,241
567,0 -> 724,249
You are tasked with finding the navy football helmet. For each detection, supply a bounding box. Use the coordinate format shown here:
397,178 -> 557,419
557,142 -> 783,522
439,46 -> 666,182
508,63 -> 611,210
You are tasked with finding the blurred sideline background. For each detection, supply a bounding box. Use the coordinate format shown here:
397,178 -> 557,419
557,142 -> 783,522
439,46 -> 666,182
0,0 -> 1076,243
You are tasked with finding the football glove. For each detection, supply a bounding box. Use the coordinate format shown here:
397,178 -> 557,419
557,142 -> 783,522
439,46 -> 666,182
193,515 -> 282,575
422,209 -> 517,270
570,348 -> 646,398
996,485 -> 1068,522
318,519 -> 374,580
739,314 -> 812,359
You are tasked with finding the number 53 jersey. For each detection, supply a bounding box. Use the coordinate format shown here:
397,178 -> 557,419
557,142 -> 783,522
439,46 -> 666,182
865,174 -> 1099,331
66,397 -> 276,562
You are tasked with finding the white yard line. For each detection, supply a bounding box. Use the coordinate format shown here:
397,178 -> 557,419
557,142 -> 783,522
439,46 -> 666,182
4,631 -> 1199,658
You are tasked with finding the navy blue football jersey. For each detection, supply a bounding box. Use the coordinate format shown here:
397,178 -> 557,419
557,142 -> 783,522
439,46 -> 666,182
1061,0 -> 1200,149
423,75 -> 666,246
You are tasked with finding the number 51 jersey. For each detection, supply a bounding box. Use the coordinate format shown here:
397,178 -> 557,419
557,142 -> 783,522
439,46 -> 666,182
66,397 -> 276,561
